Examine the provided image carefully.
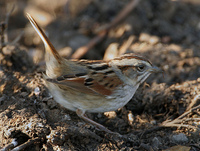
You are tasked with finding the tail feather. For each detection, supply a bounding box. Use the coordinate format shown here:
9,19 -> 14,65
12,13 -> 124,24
26,13 -> 62,64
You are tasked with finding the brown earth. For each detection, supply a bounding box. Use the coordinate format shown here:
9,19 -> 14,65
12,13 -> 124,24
0,0 -> 200,150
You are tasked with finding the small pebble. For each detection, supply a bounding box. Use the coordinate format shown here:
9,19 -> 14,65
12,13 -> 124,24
97,113 -> 102,118
34,87 -> 40,96
20,92 -> 28,97
63,114 -> 71,121
150,120 -> 157,125
149,36 -> 159,45
37,122 -> 44,127
127,112 -> 134,125
104,111 -> 117,119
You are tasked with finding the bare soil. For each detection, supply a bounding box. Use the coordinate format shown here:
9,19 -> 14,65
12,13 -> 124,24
1,0 -> 200,150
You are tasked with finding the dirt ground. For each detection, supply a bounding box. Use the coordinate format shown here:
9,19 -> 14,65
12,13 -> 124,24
1,0 -> 200,150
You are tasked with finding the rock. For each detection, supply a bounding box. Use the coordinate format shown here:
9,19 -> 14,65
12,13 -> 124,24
0,94 -> 7,105
171,133 -> 188,144
152,137 -> 162,150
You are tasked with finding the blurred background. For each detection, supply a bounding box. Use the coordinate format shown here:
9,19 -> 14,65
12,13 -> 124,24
1,0 -> 200,85
1,0 -> 200,150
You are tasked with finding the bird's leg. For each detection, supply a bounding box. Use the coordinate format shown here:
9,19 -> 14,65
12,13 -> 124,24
76,109 -> 112,133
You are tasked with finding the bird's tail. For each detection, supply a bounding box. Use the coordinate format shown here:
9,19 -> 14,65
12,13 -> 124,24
26,13 -> 62,64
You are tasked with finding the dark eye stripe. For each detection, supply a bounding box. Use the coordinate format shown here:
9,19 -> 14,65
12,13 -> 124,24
117,65 -> 133,71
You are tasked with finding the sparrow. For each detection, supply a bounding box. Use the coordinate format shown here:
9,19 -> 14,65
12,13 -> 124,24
27,13 -> 162,133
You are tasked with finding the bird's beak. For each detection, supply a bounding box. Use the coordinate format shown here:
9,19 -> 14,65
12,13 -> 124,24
150,66 -> 163,73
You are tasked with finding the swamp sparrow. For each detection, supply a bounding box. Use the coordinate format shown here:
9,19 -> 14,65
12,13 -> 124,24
27,14 -> 162,133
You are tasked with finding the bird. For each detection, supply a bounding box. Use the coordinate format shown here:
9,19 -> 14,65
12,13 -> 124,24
27,13 -> 162,133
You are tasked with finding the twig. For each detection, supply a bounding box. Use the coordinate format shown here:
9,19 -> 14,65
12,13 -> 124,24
71,30 -> 107,59
97,0 -> 140,32
190,144 -> 200,150
183,118 -> 200,121
0,22 -> 6,51
4,4 -> 15,45
186,94 -> 200,111
10,137 -> 40,151
0,4 -> 15,51
10,31 -> 24,45
175,104 -> 200,120
162,104 -> 200,129
71,0 -> 140,59
137,126 -> 165,138
1,139 -> 18,151
162,123 -> 196,129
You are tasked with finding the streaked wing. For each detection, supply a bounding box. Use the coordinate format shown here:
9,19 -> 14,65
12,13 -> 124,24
46,63 -> 123,96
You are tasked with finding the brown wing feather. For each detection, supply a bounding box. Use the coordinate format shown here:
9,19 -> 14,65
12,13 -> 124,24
46,69 -> 123,96
90,81 -> 112,95
47,77 -> 113,96
47,78 -> 98,95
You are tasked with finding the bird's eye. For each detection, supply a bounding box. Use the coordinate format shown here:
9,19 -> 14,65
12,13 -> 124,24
136,64 -> 146,72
